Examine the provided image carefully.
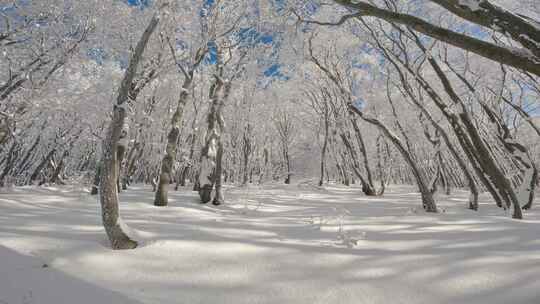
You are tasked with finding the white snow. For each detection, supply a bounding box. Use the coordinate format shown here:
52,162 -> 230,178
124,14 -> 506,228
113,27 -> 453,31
1,183 -> 539,304
458,0 -> 483,12
516,166 -> 535,206
118,122 -> 130,148
198,157 -> 215,186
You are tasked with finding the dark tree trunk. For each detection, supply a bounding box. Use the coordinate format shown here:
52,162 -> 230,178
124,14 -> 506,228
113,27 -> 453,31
0,141 -> 18,187
91,163 -> 101,195
212,141 -> 224,205
29,148 -> 56,184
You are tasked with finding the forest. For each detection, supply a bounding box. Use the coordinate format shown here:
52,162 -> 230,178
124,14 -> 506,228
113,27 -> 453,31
0,0 -> 539,303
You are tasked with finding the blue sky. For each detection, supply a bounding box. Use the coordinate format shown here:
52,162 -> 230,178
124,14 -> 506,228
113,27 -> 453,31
119,0 -> 285,80
126,0 -> 151,9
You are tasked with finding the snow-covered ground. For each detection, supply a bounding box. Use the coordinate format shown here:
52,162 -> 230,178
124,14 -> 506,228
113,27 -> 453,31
1,183 -> 539,304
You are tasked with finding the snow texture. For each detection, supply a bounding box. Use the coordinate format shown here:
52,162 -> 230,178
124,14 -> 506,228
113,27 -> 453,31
118,122 -> 130,148
458,0 -> 483,12
198,157 -> 215,186
1,183 -> 539,304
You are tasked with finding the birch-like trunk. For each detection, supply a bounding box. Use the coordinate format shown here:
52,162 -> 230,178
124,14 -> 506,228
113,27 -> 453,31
99,12 -> 159,249
211,82 -> 229,204
155,79 -> 192,206
199,78 -> 224,204
100,106 -> 137,249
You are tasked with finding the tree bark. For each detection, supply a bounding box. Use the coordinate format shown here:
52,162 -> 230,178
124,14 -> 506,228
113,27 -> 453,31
0,141 -> 18,187
328,0 -> 540,76
350,106 -> 438,212
155,79 -> 192,206
100,106 -> 137,250
199,77 -> 224,203
319,114 -> 330,187
91,163 -> 101,195
212,141 -> 225,205
428,0 -> 540,58
99,12 -> 160,249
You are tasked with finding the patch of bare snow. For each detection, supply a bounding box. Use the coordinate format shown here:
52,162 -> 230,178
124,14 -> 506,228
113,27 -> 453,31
1,184 -> 539,304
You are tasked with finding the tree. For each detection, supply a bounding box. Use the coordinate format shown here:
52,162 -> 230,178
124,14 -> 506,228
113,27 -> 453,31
153,34 -> 207,206
274,109 -> 296,184
303,0 -> 540,76
99,9 -> 162,250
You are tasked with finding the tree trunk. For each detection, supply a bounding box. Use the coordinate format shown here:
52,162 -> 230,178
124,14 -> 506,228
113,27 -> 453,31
350,106 -> 437,212
99,106 -> 137,250
155,79 -> 192,206
212,141 -> 224,205
332,0 -> 540,76
29,147 -> 56,184
91,163 -> 101,195
319,115 -> 329,187
14,133 -> 41,176
199,77 -> 224,203
350,117 -> 375,188
242,125 -> 252,186
363,23 -> 481,212
284,148 -> 292,185
98,12 -> 159,249
0,141 -> 18,187
339,132 -> 376,195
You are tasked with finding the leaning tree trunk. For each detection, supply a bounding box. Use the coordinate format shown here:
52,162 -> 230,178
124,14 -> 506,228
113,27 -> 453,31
121,141 -> 139,190
0,141 -> 18,187
350,106 -> 437,212
350,117 -> 377,193
14,132 -> 42,176
29,147 -> 56,185
363,21 -> 523,216
407,30 -> 524,217
331,0 -> 540,76
50,129 -> 82,185
99,12 -> 159,250
338,129 -> 376,195
100,105 -> 137,250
